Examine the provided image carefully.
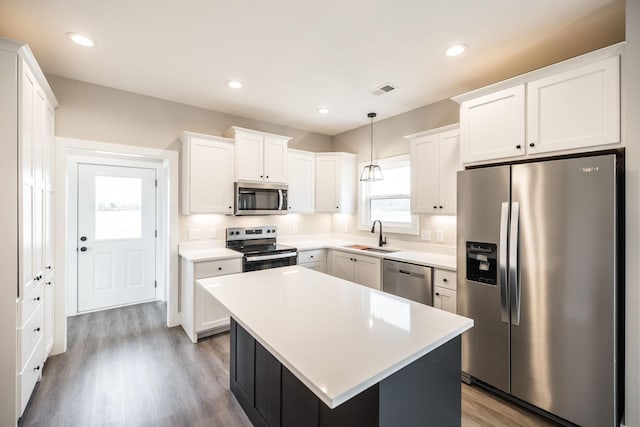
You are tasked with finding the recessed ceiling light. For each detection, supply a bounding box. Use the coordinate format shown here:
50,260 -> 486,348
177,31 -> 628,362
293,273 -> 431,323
317,107 -> 330,114
446,43 -> 468,57
226,80 -> 243,89
67,32 -> 95,47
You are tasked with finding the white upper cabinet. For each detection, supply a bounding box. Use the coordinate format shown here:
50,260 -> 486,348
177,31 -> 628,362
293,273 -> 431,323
407,125 -> 460,214
459,86 -> 525,164
454,43 -> 623,165
287,149 -> 315,213
527,56 -> 620,154
181,132 -> 235,215
223,127 -> 291,184
314,153 -> 356,213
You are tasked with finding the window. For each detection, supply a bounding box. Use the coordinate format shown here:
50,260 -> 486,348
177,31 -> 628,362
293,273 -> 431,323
358,155 -> 419,235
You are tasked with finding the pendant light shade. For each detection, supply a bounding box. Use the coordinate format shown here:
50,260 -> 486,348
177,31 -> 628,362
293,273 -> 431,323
360,112 -> 384,182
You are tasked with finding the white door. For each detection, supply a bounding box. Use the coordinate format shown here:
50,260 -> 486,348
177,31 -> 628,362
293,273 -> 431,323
77,164 -> 156,312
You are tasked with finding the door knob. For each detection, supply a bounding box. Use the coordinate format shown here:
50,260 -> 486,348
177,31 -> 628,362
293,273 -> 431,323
80,236 -> 87,241
80,247 -> 87,252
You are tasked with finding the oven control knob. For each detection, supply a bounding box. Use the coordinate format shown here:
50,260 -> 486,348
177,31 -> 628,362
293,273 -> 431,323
267,230 -> 271,233
271,229 -> 275,233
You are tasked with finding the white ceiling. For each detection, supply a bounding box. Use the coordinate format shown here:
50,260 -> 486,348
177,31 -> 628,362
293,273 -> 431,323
0,0 -> 622,135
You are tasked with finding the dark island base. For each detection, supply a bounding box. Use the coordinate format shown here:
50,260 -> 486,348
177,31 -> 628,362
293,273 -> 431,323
229,318 -> 461,427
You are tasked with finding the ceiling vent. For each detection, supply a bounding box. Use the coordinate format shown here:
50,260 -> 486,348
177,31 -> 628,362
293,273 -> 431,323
370,83 -> 397,96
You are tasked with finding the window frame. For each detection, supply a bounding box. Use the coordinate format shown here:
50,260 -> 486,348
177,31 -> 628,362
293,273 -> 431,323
357,154 -> 419,235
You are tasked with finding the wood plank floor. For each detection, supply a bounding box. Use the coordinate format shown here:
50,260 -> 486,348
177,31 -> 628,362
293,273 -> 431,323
20,302 -> 555,426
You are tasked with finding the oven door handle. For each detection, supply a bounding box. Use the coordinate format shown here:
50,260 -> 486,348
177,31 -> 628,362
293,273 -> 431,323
245,252 -> 297,262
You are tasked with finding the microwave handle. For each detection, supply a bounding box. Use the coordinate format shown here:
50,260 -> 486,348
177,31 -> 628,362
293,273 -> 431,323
278,189 -> 283,210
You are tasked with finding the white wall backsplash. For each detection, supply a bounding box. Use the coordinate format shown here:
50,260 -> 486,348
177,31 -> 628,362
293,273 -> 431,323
332,214 -> 457,256
179,213 -> 333,242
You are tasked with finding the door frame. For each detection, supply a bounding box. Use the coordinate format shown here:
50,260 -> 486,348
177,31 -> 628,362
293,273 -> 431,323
54,137 -> 179,355
72,159 -> 160,314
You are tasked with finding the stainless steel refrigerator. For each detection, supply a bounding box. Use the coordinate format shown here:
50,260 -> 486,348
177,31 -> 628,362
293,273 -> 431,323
457,154 -> 622,427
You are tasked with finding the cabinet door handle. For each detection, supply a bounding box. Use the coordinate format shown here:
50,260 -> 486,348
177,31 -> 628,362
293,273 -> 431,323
529,143 -> 535,147
516,144 -> 521,149
443,278 -> 448,283
435,292 -> 440,296
34,327 -> 40,332
46,265 -> 52,270
80,236 -> 87,242
260,175 -> 264,178
218,267 -> 222,271
439,205 -> 443,209
34,296 -> 40,301
80,247 -> 87,252
46,281 -> 52,286
433,205 -> 437,209
34,365 -> 41,372
266,176 -> 269,179
309,256 -> 314,259
336,206 -> 339,209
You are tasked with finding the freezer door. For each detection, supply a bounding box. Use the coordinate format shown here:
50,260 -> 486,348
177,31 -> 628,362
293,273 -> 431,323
457,166 -> 511,393
510,155 -> 618,427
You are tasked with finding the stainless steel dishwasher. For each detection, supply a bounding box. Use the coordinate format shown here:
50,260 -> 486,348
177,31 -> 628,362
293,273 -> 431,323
382,260 -> 433,306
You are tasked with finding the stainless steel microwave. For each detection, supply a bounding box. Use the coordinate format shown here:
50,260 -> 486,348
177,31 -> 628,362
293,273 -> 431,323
234,182 -> 288,215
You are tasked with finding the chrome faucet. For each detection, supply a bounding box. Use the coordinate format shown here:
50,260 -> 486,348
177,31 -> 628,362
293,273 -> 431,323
371,220 -> 387,247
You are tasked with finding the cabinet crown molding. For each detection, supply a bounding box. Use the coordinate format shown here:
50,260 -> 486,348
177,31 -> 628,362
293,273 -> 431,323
0,37 -> 59,108
404,123 -> 460,141
180,131 -> 234,144
223,126 -> 292,142
451,42 -> 625,104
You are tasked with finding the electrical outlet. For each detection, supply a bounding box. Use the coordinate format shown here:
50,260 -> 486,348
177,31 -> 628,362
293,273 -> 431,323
208,228 -> 217,239
420,229 -> 431,241
436,230 -> 444,243
188,228 -> 200,240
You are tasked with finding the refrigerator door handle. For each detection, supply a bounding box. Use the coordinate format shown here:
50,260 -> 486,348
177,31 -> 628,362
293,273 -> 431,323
509,202 -> 521,326
499,202 -> 510,323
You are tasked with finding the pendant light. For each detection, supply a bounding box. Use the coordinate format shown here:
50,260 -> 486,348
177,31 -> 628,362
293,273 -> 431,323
360,112 -> 384,182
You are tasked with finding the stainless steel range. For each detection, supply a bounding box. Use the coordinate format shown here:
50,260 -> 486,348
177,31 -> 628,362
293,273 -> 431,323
226,226 -> 297,272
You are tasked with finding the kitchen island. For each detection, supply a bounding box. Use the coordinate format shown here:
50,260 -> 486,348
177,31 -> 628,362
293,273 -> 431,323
198,266 -> 473,426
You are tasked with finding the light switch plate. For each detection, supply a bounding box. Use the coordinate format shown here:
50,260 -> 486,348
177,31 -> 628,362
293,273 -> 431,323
420,229 -> 431,241
436,230 -> 444,242
188,228 -> 200,240
208,228 -> 217,239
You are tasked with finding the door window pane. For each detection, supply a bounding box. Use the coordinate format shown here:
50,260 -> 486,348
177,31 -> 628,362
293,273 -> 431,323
95,176 -> 142,240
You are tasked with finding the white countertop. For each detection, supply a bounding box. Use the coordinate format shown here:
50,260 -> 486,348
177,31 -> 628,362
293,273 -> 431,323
281,239 -> 457,270
179,238 -> 457,270
198,266 -> 473,408
179,247 -> 243,262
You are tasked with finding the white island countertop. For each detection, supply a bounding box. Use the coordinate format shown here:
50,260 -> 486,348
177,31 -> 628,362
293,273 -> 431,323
198,266 -> 473,409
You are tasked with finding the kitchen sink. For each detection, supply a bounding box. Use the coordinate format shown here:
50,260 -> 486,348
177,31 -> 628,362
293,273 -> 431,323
342,244 -> 399,254
362,247 -> 399,254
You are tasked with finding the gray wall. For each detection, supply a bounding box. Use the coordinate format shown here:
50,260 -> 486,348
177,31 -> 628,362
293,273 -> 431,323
47,75 -> 333,152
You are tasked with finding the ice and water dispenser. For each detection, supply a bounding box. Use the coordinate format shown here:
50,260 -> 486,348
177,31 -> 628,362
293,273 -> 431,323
466,242 -> 498,285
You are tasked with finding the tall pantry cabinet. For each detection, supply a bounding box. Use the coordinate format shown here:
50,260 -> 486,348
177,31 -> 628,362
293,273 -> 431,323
0,38 -> 58,424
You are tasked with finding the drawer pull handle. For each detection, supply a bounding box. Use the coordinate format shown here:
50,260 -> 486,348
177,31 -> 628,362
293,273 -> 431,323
34,327 -> 40,332
218,267 -> 222,271
46,282 -> 52,286
516,144 -> 521,149
309,256 -> 314,259
435,292 -> 440,296
443,278 -> 448,282
529,142 -> 535,147
34,296 -> 41,302
34,365 -> 41,371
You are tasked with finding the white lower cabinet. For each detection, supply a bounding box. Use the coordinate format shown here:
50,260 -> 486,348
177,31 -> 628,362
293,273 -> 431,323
433,268 -> 457,313
434,287 -> 457,313
328,250 -> 381,290
298,249 -> 325,273
180,257 -> 242,343
16,283 -> 45,417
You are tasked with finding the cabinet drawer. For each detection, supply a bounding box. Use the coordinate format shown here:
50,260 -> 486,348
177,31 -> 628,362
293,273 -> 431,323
434,269 -> 456,291
18,303 -> 44,370
298,249 -> 324,264
19,282 -> 44,326
17,338 -> 43,417
195,258 -> 242,279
